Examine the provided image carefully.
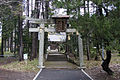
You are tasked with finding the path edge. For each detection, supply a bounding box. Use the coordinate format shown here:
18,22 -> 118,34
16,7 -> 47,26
81,69 -> 94,80
33,69 -> 42,80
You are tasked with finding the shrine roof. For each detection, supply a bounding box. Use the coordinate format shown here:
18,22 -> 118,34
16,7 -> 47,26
52,14 -> 69,19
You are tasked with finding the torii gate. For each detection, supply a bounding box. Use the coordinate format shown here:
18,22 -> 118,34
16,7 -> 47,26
27,16 -> 85,69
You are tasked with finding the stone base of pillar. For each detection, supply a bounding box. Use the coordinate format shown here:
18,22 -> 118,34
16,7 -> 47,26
78,66 -> 86,70
37,65 -> 45,69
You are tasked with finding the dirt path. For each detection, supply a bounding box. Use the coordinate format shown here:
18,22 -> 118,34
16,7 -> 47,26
85,64 -> 120,80
0,57 -> 36,80
0,69 -> 36,80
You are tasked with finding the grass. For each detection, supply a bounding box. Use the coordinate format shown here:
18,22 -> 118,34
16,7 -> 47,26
0,52 -> 119,73
110,53 -> 120,65
84,52 -> 120,69
4,51 -> 14,55
118,54 -> 120,56
0,58 -> 39,72
84,60 -> 101,69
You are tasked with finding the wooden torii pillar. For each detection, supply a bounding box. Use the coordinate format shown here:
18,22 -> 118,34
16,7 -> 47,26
27,17 -> 85,69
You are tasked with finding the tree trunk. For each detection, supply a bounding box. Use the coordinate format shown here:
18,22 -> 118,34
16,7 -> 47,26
1,37 -> 4,57
10,31 -> 13,52
14,23 -> 17,54
87,0 -> 89,15
26,0 -> 30,57
86,37 -> 90,60
84,0 -> 86,14
35,33 -> 38,58
44,1 -> 49,55
65,35 -> 69,54
30,0 -> 40,60
4,39 -> 7,52
95,43 -> 100,60
101,50 -> 114,75
119,40 -> 120,54
101,43 -> 105,59
27,20 -> 30,55
31,33 -> 38,60
18,15 -> 23,61
7,37 -> 10,51
45,0 -> 49,19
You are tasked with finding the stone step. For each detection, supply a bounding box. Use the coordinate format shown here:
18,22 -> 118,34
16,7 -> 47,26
44,61 -> 78,69
47,54 -> 67,61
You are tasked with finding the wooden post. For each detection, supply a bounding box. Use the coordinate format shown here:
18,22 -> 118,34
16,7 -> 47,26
38,24 -> 45,68
78,34 -> 85,69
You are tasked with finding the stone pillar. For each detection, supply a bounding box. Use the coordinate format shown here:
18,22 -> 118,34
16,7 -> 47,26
38,24 -> 45,68
78,34 -> 85,69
